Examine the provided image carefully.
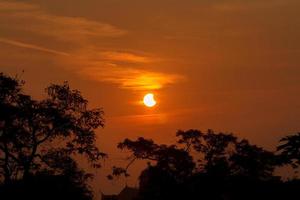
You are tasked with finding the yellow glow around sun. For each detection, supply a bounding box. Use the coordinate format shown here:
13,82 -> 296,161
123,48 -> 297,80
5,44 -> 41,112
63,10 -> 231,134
143,93 -> 157,107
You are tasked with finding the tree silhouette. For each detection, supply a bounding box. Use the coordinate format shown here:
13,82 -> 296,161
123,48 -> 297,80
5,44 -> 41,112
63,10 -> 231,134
277,132 -> 300,168
0,164 -> 94,200
109,137 -> 195,182
110,130 -> 277,180
176,129 -> 276,179
113,137 -> 194,200
110,129 -> 279,200
138,165 -> 178,200
230,139 -> 276,179
0,73 -> 106,199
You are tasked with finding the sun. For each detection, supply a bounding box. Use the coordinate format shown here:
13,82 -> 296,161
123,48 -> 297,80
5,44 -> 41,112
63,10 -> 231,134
143,93 -> 157,107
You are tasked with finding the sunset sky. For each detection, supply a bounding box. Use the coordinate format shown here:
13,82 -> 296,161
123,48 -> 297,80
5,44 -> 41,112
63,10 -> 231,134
1,0 -> 300,195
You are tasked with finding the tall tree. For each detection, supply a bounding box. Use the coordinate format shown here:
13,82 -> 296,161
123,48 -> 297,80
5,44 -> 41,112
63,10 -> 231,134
0,73 -> 106,184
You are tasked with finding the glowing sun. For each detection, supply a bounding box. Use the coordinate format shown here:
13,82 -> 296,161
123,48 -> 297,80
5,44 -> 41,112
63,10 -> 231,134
143,93 -> 157,107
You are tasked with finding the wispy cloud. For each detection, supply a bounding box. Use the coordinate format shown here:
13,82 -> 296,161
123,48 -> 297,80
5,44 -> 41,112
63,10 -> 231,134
0,1 -> 127,42
0,0 -> 184,91
0,38 -> 70,56
71,49 -> 155,64
99,51 -> 152,63
211,0 -> 293,12
80,65 -> 183,90
63,48 -> 184,91
110,113 -> 168,125
0,1 -> 37,11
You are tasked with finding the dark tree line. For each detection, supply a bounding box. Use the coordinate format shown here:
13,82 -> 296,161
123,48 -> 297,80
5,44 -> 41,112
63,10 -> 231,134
0,73 -> 106,200
111,130 -> 300,200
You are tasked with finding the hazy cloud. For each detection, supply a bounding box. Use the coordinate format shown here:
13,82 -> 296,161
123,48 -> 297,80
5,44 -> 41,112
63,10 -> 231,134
63,48 -> 184,91
80,65 -> 183,90
0,1 -> 37,11
99,51 -> 153,63
0,0 -> 127,42
0,0 -> 184,91
0,38 -> 70,56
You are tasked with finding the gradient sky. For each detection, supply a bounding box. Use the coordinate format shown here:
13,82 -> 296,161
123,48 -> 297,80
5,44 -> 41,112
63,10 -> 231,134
1,0 -> 300,196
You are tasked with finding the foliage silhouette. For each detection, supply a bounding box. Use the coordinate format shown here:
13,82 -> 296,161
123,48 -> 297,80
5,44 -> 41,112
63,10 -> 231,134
0,73 -> 106,199
110,129 -> 300,200
277,132 -> 300,168
111,130 -> 276,180
0,162 -> 93,200
110,137 -> 195,183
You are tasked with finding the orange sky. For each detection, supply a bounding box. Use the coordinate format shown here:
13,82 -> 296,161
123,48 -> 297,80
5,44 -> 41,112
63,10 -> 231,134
1,0 -> 300,196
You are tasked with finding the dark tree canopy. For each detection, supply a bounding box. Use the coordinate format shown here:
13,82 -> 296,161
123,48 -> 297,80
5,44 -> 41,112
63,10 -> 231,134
176,129 -> 276,179
277,132 -> 300,168
109,137 -> 195,182
110,129 -> 281,200
0,73 -> 106,199
112,129 -> 276,181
